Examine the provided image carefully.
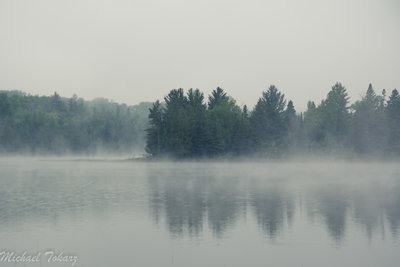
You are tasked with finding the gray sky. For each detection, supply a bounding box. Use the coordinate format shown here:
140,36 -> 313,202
0,0 -> 399,111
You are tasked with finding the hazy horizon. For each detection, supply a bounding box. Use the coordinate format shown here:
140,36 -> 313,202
1,0 -> 399,111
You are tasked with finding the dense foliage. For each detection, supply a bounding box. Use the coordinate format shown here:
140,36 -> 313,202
146,83 -> 400,158
0,91 -> 151,154
1,83 -> 399,158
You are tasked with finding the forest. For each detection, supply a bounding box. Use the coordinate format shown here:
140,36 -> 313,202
0,90 -> 151,154
1,83 -> 399,158
146,83 -> 400,158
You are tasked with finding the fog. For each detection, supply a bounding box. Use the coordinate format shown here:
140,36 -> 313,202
0,158 -> 399,266
1,0 -> 399,265
1,0 -> 399,110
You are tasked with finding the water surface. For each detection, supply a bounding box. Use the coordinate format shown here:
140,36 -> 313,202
0,158 -> 399,266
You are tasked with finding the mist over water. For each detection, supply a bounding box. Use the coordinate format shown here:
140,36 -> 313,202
0,158 -> 399,266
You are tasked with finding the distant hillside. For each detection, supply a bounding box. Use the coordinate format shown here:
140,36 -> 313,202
0,90 -> 152,155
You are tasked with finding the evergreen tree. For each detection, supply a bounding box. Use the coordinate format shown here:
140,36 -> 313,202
351,84 -> 387,154
322,82 -> 350,146
186,89 -> 207,156
303,83 -> 350,151
231,105 -> 251,154
163,89 -> 191,157
206,98 -> 242,155
285,100 -> 296,126
243,105 -> 249,118
303,100 -> 326,149
0,93 -> 11,117
250,98 -> 269,149
387,89 -> 400,155
284,100 -> 297,150
146,100 -> 164,156
250,85 -> 286,154
208,87 -> 228,110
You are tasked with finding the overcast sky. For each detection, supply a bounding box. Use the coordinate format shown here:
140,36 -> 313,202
0,0 -> 399,111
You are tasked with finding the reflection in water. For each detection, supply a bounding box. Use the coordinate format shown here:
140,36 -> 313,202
250,182 -> 286,238
163,176 -> 205,236
147,163 -> 400,243
0,160 -> 399,245
148,168 -> 242,238
351,183 -> 384,240
148,170 -> 206,237
286,196 -> 295,226
308,185 -> 349,242
205,178 -> 240,238
384,182 -> 400,236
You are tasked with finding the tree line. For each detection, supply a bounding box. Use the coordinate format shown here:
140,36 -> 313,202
0,91 -> 151,154
146,83 -> 400,158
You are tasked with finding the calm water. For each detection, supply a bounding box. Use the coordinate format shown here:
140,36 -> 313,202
0,158 -> 399,266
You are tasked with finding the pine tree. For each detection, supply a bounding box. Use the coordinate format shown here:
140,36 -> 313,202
284,100 -> 296,150
250,85 -> 286,154
208,87 -> 228,110
186,89 -> 207,156
163,89 -> 191,157
387,89 -> 400,154
205,98 -> 242,155
351,83 -> 387,154
146,100 -> 164,156
322,82 -> 350,146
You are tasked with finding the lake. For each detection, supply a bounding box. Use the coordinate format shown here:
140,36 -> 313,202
0,158 -> 399,266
